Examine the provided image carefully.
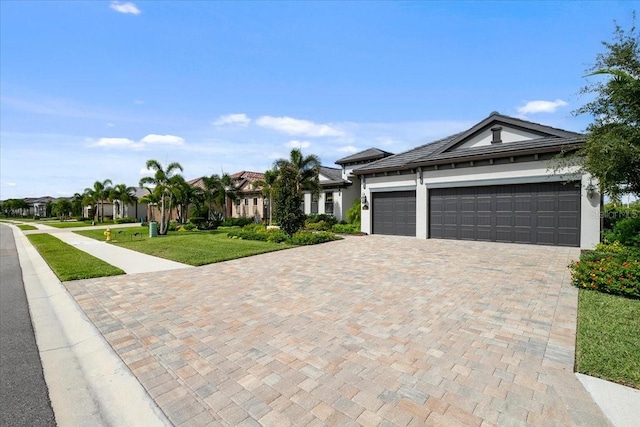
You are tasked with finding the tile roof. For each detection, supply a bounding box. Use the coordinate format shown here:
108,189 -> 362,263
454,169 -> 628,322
230,171 -> 265,182
335,148 -> 394,165
319,166 -> 351,187
353,133 -> 463,174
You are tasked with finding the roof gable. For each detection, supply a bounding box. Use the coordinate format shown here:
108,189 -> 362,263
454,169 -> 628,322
434,112 -> 580,154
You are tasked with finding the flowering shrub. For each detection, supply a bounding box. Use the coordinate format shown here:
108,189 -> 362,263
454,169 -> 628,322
570,244 -> 640,299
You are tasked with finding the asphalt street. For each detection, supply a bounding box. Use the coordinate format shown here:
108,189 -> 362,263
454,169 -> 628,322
0,224 -> 56,426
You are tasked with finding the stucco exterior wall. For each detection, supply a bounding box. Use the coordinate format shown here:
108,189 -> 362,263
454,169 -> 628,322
361,174 -> 418,235
360,161 -> 601,250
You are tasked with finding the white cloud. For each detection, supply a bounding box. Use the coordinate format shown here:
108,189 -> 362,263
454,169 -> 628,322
92,137 -> 143,150
517,99 -> 568,115
285,140 -> 311,149
110,1 -> 141,15
134,99 -> 145,104
89,134 -> 184,151
212,113 -> 251,127
107,122 -> 116,127
139,168 -> 154,176
256,116 -> 344,137
140,134 -> 185,145
1,181 -> 17,187
338,145 -> 358,153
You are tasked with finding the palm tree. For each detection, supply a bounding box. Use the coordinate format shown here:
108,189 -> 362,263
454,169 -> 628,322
110,184 -> 137,219
170,176 -> 196,224
139,186 -> 160,222
84,179 -> 112,222
139,159 -> 183,235
253,169 -> 278,226
274,148 -> 321,196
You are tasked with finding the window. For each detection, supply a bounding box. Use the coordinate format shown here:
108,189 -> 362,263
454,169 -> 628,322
311,194 -> 318,214
325,192 -> 334,214
253,197 -> 258,206
244,198 -> 249,206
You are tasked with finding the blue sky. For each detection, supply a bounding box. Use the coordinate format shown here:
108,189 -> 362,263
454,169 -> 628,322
0,1 -> 636,199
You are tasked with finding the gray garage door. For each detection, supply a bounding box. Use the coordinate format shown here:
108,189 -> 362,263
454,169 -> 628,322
429,182 -> 580,246
372,191 -> 416,236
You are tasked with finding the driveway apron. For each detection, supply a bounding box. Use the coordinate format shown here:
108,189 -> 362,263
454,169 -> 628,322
64,236 -> 610,426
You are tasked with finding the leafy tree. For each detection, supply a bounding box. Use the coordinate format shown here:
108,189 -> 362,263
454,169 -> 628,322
272,163 -> 305,236
574,14 -> 640,198
253,169 -> 278,226
139,160 -> 183,235
54,198 -> 72,220
71,193 -> 84,217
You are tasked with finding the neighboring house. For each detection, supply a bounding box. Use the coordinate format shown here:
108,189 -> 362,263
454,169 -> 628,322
112,187 -> 149,221
25,196 -> 56,217
353,112 -> 601,250
226,171 -> 267,222
300,150 -> 395,222
84,200 -> 114,220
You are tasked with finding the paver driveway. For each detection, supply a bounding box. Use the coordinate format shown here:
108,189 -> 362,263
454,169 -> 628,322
65,236 -> 609,426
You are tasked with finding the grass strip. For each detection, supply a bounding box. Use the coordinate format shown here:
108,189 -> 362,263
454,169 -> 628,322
576,289 -> 640,389
17,224 -> 38,231
27,234 -> 125,281
75,227 -> 293,266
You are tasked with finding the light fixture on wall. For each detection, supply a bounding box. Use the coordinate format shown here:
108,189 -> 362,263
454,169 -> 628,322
586,181 -> 597,199
361,194 -> 369,210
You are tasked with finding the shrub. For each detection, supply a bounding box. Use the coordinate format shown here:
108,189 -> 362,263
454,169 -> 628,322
306,214 -> 337,227
182,222 -> 197,231
226,224 -> 288,243
290,231 -> 340,245
602,204 -> 640,231
306,220 -> 331,231
114,217 -> 137,224
332,223 -> 361,234
222,217 -> 254,227
168,220 -> 179,231
603,216 -> 640,247
346,199 -> 361,225
570,243 -> 640,299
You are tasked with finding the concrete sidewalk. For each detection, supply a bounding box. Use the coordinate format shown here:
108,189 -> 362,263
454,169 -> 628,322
51,231 -> 192,274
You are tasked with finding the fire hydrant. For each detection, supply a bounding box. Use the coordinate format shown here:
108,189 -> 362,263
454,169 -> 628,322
104,228 -> 112,242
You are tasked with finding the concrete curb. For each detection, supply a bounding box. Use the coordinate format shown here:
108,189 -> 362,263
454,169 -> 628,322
11,226 -> 171,427
577,373 -> 640,427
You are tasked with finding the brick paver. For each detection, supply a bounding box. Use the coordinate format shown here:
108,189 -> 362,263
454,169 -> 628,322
64,236 -> 610,426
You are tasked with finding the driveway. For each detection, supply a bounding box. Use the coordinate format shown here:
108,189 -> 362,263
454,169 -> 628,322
65,236 -> 609,426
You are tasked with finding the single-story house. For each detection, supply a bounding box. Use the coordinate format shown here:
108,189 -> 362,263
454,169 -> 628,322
353,112 -> 600,250
301,166 -> 359,222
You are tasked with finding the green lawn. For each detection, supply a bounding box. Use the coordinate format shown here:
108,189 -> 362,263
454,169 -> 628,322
40,220 -> 103,228
17,224 -> 37,231
75,227 -> 294,266
576,289 -> 640,389
27,234 -> 125,281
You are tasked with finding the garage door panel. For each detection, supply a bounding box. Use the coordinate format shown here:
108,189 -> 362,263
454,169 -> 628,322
372,191 -> 416,236
429,182 -> 580,247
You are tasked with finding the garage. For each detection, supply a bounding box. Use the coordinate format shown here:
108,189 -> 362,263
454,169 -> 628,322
429,182 -> 580,246
372,191 -> 416,236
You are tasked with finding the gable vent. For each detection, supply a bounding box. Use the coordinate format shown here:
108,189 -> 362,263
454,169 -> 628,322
491,126 -> 502,144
